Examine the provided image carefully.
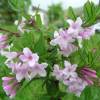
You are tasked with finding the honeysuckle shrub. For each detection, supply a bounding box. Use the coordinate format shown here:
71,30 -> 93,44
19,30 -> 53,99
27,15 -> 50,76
0,1 -> 100,100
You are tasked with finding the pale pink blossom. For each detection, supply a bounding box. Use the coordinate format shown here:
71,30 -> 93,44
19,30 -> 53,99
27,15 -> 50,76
0,34 -> 7,42
67,77 -> 87,97
50,29 -> 74,47
30,63 -> 48,79
2,77 -> 19,99
62,61 -> 78,79
79,28 -> 94,39
50,29 -> 77,57
52,61 -> 78,81
67,17 -> 82,37
19,47 -> 39,67
12,63 -> 29,82
1,51 -> 17,62
52,64 -> 64,81
60,43 -> 78,57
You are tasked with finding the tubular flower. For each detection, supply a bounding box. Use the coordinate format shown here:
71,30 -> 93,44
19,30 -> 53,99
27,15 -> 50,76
2,77 -> 20,99
81,67 -> 97,85
19,47 -> 39,67
50,29 -> 77,57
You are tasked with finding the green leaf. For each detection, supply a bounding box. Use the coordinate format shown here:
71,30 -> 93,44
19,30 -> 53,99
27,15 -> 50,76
35,13 -> 42,27
46,80 -> 59,97
67,7 -> 77,20
34,32 -> 46,56
8,0 -> 31,14
12,32 -> 34,51
83,1 -> 96,25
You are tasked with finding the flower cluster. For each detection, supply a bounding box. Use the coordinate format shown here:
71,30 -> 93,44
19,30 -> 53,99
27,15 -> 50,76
52,61 -> 97,96
2,47 -> 48,98
50,17 -> 95,56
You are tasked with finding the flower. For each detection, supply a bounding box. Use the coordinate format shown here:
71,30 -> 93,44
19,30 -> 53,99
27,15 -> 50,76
1,51 -> 17,62
0,34 -> 7,42
29,63 -> 48,79
12,63 -> 29,82
50,29 -> 74,47
67,77 -> 87,97
81,67 -> 97,85
0,34 -> 8,50
52,61 -> 89,97
67,17 -> 82,37
19,47 -> 39,67
79,28 -> 94,39
52,64 -> 64,81
60,43 -> 78,57
50,29 -> 77,57
52,61 -> 78,81
62,61 -> 78,79
2,77 -> 20,99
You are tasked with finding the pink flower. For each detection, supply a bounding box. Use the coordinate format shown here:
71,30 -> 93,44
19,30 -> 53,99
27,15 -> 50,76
1,51 -> 17,62
79,28 -> 94,39
67,77 -> 87,97
0,34 -> 7,42
19,47 -> 39,67
12,63 -> 29,82
81,67 -> 97,85
67,17 -> 82,37
60,43 -> 78,57
2,77 -> 20,98
52,64 -> 64,81
30,63 -> 48,79
50,29 -> 74,47
50,29 -> 76,57
62,61 -> 78,79
52,61 -> 78,81
0,34 -> 8,49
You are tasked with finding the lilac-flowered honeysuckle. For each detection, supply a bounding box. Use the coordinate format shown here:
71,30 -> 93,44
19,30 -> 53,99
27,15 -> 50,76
29,63 -> 48,79
62,61 -> 78,79
60,43 -> 78,57
1,51 -> 18,62
50,29 -> 77,57
52,64 -> 64,81
2,77 -> 20,99
81,67 -> 97,85
67,17 -> 82,37
79,28 -> 95,40
52,61 -> 78,81
66,77 -> 88,97
50,29 -> 75,47
12,63 -> 30,82
19,47 -> 39,67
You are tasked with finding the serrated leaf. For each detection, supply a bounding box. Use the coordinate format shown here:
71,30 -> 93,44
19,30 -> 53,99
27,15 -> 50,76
67,7 -> 77,20
83,1 -> 96,25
